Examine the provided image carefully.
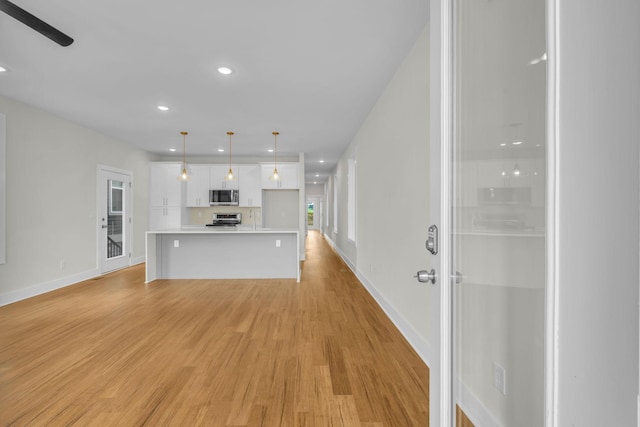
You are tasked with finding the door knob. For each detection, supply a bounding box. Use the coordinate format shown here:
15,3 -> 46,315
414,269 -> 437,285
101,225 -> 108,229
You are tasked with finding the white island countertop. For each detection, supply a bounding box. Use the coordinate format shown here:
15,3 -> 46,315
147,226 -> 299,234
145,227 -> 300,283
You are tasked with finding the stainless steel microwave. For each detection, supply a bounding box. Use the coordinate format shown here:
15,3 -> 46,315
209,189 -> 239,206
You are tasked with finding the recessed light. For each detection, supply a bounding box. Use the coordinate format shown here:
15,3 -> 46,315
267,149 -> 274,153
319,160 -> 325,163
157,105 -> 170,111
315,174 -> 319,177
313,181 -> 317,184
512,141 -> 523,145
218,148 -> 225,152
217,67 -> 233,75
0,66 -> 8,73
169,148 -> 176,152
500,143 -> 507,147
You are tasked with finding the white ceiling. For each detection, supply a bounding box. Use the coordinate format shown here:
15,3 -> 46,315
0,0 -> 427,183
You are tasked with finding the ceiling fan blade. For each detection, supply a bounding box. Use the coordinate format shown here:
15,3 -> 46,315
0,0 -> 73,47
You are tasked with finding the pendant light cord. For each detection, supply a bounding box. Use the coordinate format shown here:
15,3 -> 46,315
273,131 -> 279,176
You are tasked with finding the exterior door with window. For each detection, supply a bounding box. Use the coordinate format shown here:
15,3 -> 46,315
99,167 -> 132,273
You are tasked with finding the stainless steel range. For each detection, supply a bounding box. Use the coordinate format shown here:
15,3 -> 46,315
206,213 -> 242,227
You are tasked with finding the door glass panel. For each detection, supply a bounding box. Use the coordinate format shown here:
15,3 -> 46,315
107,179 -> 124,259
452,0 -> 546,425
307,202 -> 315,226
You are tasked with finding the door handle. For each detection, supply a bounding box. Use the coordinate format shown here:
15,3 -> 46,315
453,271 -> 463,284
101,225 -> 108,229
414,269 -> 437,285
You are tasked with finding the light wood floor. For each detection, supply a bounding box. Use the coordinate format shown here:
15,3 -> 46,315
0,230 -> 429,426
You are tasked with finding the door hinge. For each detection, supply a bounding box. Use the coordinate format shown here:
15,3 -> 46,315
129,252 -> 132,258
129,182 -> 132,188
129,217 -> 132,223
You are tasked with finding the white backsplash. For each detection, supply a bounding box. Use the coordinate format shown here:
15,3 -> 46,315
188,206 -> 262,226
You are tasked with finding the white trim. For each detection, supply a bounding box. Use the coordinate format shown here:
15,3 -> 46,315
545,0 -> 559,425
0,268 -> 100,307
457,379 -> 502,427
97,165 -> 133,274
440,0 -> 454,424
131,256 -> 146,266
324,232 -> 434,368
355,267 -> 433,367
0,113 -> 6,265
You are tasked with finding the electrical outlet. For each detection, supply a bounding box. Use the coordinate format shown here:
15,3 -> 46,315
275,239 -> 281,247
174,240 -> 180,248
493,362 -> 506,395
59,260 -> 65,270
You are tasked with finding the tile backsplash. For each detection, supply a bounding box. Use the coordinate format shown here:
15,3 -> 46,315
188,206 -> 262,226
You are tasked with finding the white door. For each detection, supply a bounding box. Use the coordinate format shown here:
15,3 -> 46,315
98,166 -> 132,273
307,197 -> 321,230
428,0 -> 549,425
451,0 -> 547,424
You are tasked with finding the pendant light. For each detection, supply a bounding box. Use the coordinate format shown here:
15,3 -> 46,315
178,131 -> 190,181
224,131 -> 236,181
270,131 -> 280,181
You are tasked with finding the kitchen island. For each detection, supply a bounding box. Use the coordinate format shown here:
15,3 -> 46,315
145,227 -> 300,283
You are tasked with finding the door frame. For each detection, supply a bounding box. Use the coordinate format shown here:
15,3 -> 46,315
307,196 -> 322,230
429,0 -> 453,424
97,165 -> 133,274
430,0 -> 559,425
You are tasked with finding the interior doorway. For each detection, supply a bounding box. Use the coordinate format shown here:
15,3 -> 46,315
98,166 -> 132,274
307,196 -> 322,231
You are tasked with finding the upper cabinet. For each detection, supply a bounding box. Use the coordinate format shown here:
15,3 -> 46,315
261,163 -> 299,189
150,163 -> 182,207
186,164 -> 211,207
149,162 -> 183,230
210,165 -> 239,189
238,164 -> 262,207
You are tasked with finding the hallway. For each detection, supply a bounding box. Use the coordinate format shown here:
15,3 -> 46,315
0,230 -> 428,426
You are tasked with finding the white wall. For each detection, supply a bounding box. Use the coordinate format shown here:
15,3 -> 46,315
0,95 -> 155,305
305,183 -> 325,197
326,26 -> 431,361
0,114 -> 5,265
555,0 -> 639,425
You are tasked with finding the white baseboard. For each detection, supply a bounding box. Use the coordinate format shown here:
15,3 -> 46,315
458,379 -> 501,427
131,256 -> 146,266
0,268 -> 100,307
323,232 -> 433,368
325,233 -> 498,426
0,258 -> 147,307
354,267 -> 433,367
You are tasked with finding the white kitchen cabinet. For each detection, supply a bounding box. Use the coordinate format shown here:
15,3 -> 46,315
150,163 -> 182,207
238,164 -> 262,207
186,164 -> 211,207
149,162 -> 183,230
149,206 -> 182,230
261,163 -> 299,189
210,164 -> 239,189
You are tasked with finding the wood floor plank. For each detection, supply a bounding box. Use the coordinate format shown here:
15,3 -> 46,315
0,230 -> 429,426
